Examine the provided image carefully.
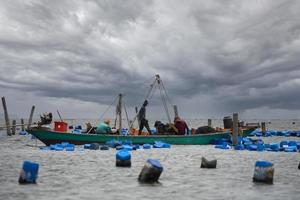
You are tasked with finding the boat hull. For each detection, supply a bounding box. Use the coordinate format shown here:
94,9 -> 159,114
27,129 -> 231,145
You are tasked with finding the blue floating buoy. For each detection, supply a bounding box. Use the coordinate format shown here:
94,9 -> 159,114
65,144 -> 75,151
84,144 -> 91,149
116,145 -> 124,150
75,125 -> 82,130
19,130 -> 28,135
288,141 -> 297,147
116,150 -> 131,167
143,144 -> 151,149
106,140 -> 122,148
234,144 -> 245,150
90,143 -> 100,150
122,145 -> 133,151
253,160 -> 274,184
138,159 -> 163,183
247,144 -> 257,151
19,161 -> 39,184
100,145 -> 109,150
61,142 -> 69,148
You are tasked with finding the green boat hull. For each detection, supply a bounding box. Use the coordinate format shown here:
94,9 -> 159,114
28,128 -> 231,145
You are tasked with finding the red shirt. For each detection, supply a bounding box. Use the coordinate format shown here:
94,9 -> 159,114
175,120 -> 188,134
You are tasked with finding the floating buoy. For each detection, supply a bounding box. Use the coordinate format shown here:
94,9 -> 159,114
19,161 -> 39,184
138,159 -> 163,183
90,143 -> 100,150
116,145 -> 124,150
116,150 -> 131,167
61,142 -> 69,147
100,145 -> 109,150
106,140 -> 122,148
253,160 -> 274,184
201,157 -> 217,168
122,145 -> 133,151
143,144 -> 151,149
19,130 -> 28,135
65,144 -> 75,151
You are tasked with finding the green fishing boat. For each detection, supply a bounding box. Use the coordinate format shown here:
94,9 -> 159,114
27,74 -> 255,146
27,128 -> 231,145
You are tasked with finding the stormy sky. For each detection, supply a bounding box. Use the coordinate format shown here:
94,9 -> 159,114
0,0 -> 300,120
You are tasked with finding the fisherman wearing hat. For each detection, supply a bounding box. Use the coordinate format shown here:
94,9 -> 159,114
137,100 -> 152,135
96,119 -> 113,134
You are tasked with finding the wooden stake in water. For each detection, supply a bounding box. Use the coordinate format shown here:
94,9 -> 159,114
21,119 -> 25,131
12,120 -> 16,135
27,106 -> 35,130
173,105 -> 179,118
232,113 -> 239,146
261,122 -> 266,134
1,97 -> 11,136
208,119 -> 212,127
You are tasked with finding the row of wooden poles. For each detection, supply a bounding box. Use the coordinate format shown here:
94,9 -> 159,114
1,96 -> 35,136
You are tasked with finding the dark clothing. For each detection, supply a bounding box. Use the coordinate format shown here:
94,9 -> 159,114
175,120 -> 189,135
137,104 -> 151,134
195,126 -> 215,134
137,106 -> 146,122
139,118 -> 151,134
154,121 -> 166,134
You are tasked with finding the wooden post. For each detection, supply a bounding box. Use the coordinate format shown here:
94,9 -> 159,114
12,120 -> 16,135
27,106 -> 35,130
261,122 -> 266,134
21,119 -> 25,131
173,105 -> 179,118
1,97 -> 11,136
208,119 -> 212,127
118,94 -> 122,131
232,113 -> 238,146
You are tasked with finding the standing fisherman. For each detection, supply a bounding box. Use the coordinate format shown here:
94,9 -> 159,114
137,100 -> 152,135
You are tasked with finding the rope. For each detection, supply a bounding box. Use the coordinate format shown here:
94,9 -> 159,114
129,78 -> 158,129
160,79 -> 173,106
99,95 -> 119,121
123,101 -> 131,129
159,82 -> 172,123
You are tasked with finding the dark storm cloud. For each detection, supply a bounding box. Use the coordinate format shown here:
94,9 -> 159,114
0,0 -> 300,118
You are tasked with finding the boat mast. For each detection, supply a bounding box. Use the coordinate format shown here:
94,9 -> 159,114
118,93 -> 122,132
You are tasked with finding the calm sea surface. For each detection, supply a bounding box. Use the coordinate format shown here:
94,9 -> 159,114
0,119 -> 299,200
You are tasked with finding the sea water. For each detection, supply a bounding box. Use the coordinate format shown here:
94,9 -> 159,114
0,119 -> 299,200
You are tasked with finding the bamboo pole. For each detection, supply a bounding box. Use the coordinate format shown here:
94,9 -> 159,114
1,97 -> 11,136
21,119 -> 25,131
118,94 -> 122,131
173,105 -> 179,118
12,120 -> 16,135
27,106 -> 35,130
57,110 -> 63,122
261,122 -> 266,134
208,119 -> 212,127
232,113 -> 238,146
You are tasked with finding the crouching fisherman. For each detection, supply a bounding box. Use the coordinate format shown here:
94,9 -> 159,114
96,119 -> 113,134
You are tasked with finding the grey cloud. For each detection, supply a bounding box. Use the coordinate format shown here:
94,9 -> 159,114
0,0 -> 300,118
